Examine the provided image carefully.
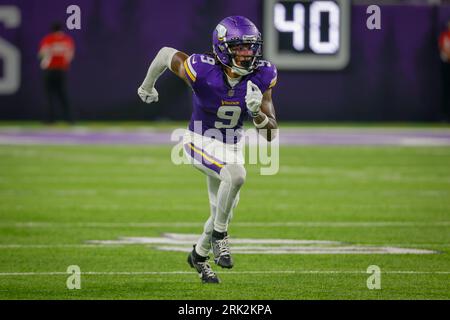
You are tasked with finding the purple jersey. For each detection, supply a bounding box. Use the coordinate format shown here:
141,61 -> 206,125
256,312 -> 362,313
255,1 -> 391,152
184,54 -> 277,144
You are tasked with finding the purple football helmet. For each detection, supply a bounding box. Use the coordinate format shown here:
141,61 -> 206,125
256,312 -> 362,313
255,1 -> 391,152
212,16 -> 263,76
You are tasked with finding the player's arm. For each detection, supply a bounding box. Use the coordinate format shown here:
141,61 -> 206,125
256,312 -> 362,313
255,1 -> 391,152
170,51 -> 190,84
245,81 -> 278,142
38,39 -> 52,69
137,47 -> 189,103
37,39 -> 48,60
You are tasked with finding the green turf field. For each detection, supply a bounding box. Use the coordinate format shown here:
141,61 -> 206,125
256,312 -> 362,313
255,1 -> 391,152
0,143 -> 449,299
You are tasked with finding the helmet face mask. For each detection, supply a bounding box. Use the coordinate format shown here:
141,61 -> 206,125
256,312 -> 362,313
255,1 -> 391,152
227,40 -> 263,74
213,16 -> 263,76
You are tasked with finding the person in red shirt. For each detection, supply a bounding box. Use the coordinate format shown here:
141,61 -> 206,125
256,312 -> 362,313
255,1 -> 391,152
38,22 -> 75,124
439,20 -> 450,122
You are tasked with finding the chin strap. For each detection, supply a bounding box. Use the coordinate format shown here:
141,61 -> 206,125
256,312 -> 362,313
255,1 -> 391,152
219,56 -> 254,76
231,65 -> 252,76
230,56 -> 254,76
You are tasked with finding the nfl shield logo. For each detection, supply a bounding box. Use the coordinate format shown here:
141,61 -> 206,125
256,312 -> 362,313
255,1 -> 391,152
228,89 -> 234,97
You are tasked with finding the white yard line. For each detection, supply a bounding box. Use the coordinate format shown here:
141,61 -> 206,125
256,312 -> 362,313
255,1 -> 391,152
0,243 -> 448,249
0,244 -> 121,248
0,240 -> 450,249
0,270 -> 448,276
1,221 -> 449,228
154,245 -> 437,255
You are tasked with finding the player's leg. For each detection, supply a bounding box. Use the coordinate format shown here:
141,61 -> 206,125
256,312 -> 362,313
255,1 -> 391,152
183,134 -> 245,271
55,71 -> 75,124
183,138 -> 222,283
213,164 -> 245,232
227,192 -> 240,224
211,163 -> 246,268
195,175 -> 240,258
43,70 -> 57,123
194,175 -> 220,257
186,178 -> 221,283
187,244 -> 220,283
444,63 -> 450,121
187,136 -> 246,269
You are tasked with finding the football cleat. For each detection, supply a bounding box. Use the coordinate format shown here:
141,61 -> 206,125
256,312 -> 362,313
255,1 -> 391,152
187,246 -> 220,284
211,232 -> 234,269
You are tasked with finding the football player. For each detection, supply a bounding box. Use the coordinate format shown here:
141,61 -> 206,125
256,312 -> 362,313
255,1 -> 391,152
138,16 -> 278,283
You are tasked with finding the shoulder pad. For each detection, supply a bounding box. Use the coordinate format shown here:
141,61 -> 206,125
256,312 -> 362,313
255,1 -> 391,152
184,54 -> 216,83
255,60 -> 278,92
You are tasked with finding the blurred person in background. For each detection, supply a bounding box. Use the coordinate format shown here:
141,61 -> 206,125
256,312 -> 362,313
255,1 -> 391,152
439,20 -> 450,122
38,22 -> 76,124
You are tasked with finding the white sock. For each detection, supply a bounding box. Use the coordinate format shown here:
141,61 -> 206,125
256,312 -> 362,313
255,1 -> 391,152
213,165 -> 245,233
195,177 -> 220,256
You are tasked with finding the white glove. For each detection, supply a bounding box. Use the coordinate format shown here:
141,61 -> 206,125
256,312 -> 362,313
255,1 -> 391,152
138,86 -> 159,104
245,81 -> 263,117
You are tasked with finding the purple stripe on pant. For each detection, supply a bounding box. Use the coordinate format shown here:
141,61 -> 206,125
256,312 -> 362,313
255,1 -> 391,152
184,142 -> 225,174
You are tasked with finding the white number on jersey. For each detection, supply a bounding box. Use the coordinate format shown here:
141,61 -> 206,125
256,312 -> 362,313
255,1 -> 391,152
257,60 -> 272,68
200,55 -> 215,65
214,106 -> 241,129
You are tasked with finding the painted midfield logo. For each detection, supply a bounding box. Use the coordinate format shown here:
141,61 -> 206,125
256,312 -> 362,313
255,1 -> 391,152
87,233 -> 436,255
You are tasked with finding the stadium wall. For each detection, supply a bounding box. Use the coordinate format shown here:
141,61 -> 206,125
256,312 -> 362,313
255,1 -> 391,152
0,0 -> 449,121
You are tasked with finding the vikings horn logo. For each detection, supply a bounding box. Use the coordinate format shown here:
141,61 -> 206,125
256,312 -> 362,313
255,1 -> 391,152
216,24 -> 227,41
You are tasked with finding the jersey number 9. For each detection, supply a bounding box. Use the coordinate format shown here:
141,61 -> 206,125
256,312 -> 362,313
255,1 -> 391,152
214,106 -> 242,129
